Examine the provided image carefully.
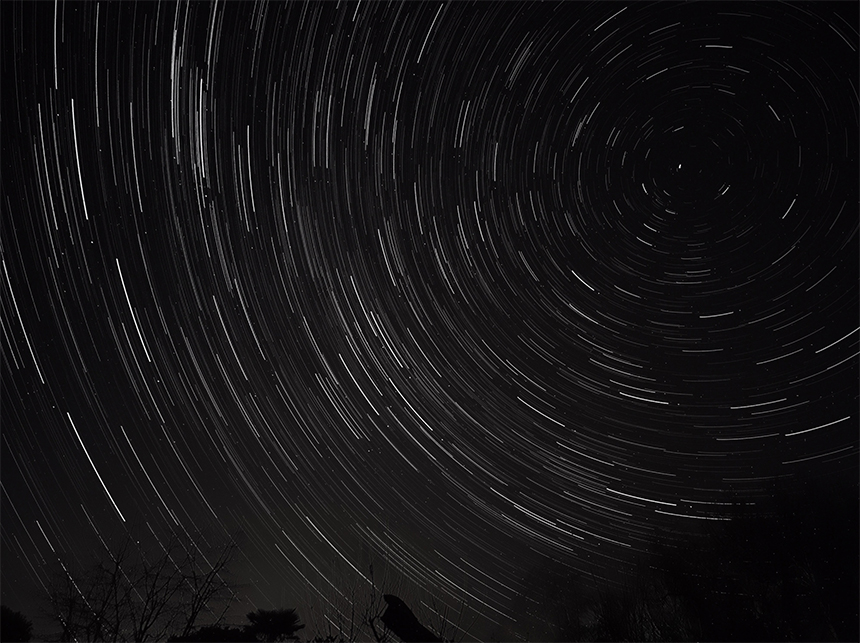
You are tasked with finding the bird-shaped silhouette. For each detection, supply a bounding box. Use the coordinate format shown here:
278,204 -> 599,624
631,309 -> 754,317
380,594 -> 443,642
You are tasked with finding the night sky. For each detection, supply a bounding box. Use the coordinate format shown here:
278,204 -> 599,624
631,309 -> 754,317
2,1 -> 858,640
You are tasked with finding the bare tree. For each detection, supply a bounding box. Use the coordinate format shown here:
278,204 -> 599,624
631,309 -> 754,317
45,531 -> 239,642
48,545 -> 136,642
126,541 -> 187,641
176,539 -> 238,638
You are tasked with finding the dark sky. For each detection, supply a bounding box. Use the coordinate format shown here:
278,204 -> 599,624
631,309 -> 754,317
2,1 -> 858,640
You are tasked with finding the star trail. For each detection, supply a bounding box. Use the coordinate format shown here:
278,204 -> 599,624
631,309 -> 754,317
2,2 -> 858,640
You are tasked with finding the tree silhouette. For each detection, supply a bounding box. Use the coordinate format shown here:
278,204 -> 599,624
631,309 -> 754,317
1,605 -> 33,642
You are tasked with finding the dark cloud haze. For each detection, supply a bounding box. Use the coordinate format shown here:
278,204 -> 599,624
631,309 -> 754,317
2,2 -> 858,640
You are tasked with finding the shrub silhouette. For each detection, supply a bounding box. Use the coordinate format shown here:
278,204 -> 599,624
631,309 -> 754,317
168,624 -> 251,642
246,608 -> 305,642
1,605 -> 33,642
168,609 -> 306,642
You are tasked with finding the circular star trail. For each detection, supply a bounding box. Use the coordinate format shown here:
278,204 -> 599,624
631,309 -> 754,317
2,2 -> 857,639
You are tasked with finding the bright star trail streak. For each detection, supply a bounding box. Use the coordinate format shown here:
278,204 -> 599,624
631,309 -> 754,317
1,2 -> 858,640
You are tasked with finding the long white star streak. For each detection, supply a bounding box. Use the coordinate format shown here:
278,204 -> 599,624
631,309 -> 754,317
66,413 -> 125,522
1,2 -> 857,640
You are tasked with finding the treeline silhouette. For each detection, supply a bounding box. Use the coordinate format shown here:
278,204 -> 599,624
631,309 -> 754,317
12,473 -> 857,641
167,608 -> 304,642
523,473 -> 859,642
